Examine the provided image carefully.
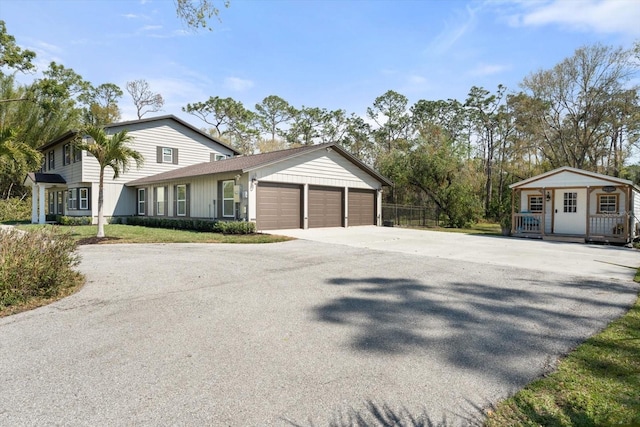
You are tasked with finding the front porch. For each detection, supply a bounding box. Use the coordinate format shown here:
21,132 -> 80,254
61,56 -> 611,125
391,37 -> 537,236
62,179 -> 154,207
512,212 -> 629,243
24,173 -> 67,224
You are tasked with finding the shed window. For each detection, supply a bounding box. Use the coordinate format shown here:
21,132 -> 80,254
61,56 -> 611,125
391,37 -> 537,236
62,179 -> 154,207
598,194 -> 618,213
528,195 -> 543,213
563,192 -> 577,213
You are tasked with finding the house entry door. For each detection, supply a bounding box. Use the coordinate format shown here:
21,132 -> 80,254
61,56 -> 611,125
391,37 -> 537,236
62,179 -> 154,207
553,188 -> 586,235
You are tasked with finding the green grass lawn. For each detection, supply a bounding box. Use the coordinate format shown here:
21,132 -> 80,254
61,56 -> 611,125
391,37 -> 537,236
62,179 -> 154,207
485,281 -> 640,426
17,224 -> 292,244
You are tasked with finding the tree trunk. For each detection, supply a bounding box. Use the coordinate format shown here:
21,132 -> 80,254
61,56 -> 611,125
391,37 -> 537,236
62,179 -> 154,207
97,167 -> 105,238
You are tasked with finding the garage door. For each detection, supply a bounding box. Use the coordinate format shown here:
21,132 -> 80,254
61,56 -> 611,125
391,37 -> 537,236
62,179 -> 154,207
308,186 -> 343,228
348,189 -> 375,226
256,182 -> 302,230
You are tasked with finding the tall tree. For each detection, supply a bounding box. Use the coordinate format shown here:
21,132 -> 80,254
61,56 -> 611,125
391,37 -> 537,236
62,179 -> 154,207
80,83 -> 123,126
126,80 -> 164,119
254,95 -> 294,143
0,20 -> 35,73
465,85 -> 506,217
75,127 -> 143,238
519,43 -> 638,171
367,90 -> 412,156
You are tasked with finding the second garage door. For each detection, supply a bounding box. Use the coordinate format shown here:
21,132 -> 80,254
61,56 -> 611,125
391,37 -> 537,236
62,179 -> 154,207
348,189 -> 375,226
256,182 -> 302,230
308,186 -> 343,228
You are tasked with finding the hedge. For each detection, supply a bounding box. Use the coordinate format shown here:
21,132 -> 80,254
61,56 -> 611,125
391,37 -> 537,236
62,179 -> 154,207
125,216 -> 256,234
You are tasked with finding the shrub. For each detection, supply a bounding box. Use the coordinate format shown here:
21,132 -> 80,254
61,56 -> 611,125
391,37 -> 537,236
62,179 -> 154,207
125,216 -> 256,234
215,221 -> 256,234
0,228 -> 82,309
0,198 -> 31,222
58,216 -> 92,226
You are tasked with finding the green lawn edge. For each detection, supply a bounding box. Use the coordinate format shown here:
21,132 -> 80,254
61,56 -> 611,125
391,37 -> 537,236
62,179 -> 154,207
16,224 -> 292,244
485,268 -> 640,426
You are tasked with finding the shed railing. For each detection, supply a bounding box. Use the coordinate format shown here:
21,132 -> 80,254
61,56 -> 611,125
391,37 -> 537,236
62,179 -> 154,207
588,214 -> 628,238
512,213 -> 543,235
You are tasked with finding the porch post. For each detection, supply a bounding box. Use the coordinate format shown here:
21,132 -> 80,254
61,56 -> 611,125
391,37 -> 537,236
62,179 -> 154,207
510,189 -> 515,234
541,188 -> 546,237
586,186 -> 591,238
31,184 -> 39,224
627,185 -> 632,240
38,185 -> 46,224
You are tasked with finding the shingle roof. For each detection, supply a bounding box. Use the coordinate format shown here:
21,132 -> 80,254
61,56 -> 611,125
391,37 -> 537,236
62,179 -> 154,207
126,143 -> 392,187
24,173 -> 66,185
38,115 -> 240,155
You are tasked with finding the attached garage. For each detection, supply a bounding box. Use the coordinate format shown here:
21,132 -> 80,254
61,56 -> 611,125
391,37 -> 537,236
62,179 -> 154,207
256,182 -> 301,230
308,186 -> 343,228
348,189 -> 376,226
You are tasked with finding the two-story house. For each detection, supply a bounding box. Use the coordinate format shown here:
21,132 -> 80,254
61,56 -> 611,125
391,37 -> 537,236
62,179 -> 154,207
25,115 -> 239,225
26,115 -> 392,231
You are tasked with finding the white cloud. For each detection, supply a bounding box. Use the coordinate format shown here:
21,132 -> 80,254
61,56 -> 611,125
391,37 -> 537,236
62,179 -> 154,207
122,13 -> 138,19
224,76 -> 254,92
428,4 -> 480,55
507,0 -> 640,36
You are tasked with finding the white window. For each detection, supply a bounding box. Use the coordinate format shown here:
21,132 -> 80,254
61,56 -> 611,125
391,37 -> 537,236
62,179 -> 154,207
48,150 -> 55,170
176,184 -> 187,216
73,146 -> 82,162
156,186 -> 165,216
222,180 -> 235,218
563,192 -> 577,213
137,188 -> 146,215
68,189 -> 77,210
215,154 -> 226,161
162,147 -> 173,163
79,188 -> 89,210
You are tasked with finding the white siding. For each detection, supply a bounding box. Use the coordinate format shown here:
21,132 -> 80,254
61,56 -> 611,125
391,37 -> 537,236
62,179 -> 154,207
255,150 -> 381,189
82,118 -> 235,184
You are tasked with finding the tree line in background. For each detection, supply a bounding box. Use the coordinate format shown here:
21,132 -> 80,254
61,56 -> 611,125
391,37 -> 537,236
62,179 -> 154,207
1,18 -> 639,226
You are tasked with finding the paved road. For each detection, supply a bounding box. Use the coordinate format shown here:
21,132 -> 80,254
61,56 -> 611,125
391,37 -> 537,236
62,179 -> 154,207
0,229 -> 638,426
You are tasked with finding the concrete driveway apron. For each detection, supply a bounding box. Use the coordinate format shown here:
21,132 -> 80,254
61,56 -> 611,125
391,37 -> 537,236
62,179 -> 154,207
0,228 -> 638,426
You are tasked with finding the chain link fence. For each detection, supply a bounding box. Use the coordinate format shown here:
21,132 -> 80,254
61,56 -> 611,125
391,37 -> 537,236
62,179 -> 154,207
382,204 -> 440,227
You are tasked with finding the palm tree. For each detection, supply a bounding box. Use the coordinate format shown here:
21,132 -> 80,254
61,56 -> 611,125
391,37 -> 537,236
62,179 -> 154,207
75,126 -> 143,238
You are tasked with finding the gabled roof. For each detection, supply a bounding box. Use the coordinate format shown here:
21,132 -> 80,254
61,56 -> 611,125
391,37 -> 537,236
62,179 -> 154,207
126,142 -> 392,187
509,166 -> 639,191
37,115 -> 240,155
24,173 -> 66,185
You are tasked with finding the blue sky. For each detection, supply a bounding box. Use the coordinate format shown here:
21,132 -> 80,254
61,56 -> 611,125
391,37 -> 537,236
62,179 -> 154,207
3,0 -> 639,125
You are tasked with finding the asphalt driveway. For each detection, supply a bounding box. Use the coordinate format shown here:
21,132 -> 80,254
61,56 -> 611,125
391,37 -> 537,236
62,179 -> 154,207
0,229 -> 638,426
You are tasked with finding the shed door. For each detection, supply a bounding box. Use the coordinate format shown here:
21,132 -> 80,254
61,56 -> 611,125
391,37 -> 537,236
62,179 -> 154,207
308,186 -> 343,228
256,182 -> 302,230
553,189 -> 586,235
348,189 -> 375,226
